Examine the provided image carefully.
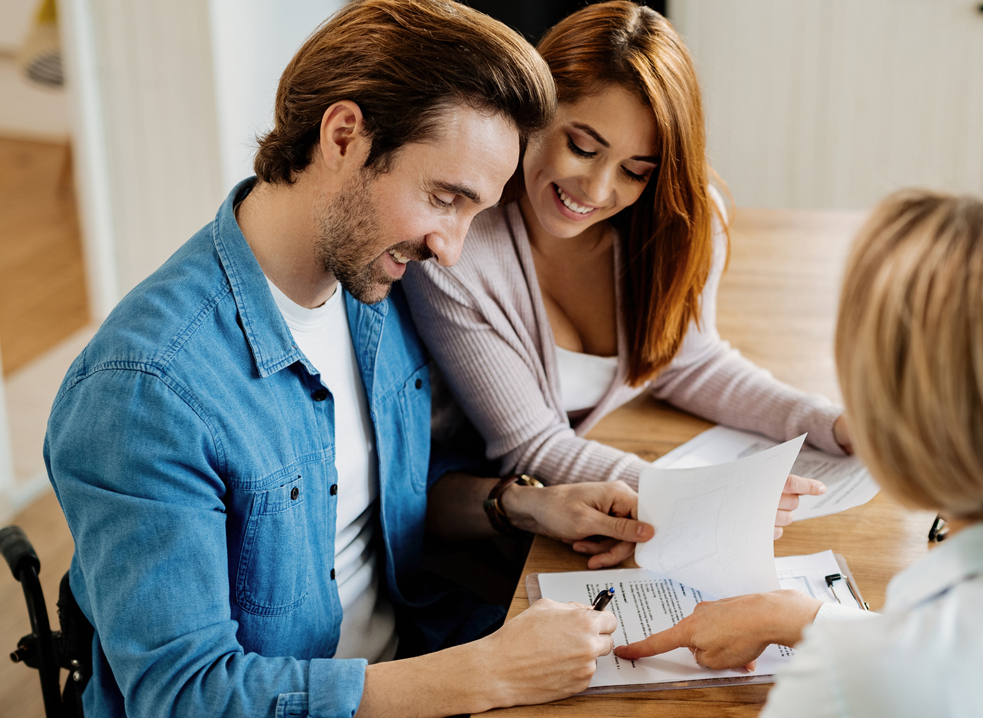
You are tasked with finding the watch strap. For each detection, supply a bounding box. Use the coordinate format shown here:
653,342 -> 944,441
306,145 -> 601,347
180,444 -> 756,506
483,474 -> 543,537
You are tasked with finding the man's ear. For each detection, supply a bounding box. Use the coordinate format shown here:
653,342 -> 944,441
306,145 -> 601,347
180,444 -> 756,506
317,101 -> 367,171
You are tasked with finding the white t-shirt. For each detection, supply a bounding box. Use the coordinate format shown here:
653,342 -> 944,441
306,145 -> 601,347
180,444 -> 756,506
267,278 -> 397,663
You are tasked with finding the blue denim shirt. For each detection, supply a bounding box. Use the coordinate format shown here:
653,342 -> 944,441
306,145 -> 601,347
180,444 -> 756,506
44,179 -> 481,718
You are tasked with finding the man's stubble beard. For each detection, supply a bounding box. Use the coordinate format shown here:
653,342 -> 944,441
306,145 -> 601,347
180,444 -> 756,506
313,168 -> 394,305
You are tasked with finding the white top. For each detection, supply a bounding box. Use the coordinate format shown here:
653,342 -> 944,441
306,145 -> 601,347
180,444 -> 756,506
554,345 -> 619,413
267,279 -> 397,664
762,522 -> 983,718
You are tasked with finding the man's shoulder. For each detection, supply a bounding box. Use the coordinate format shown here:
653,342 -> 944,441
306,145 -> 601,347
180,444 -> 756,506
76,224 -> 236,381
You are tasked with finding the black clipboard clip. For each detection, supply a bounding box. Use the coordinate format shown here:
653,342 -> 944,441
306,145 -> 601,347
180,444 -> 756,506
825,573 -> 869,610
928,514 -> 948,542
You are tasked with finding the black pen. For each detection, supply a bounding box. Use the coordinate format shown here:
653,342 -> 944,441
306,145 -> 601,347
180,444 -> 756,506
592,587 -> 615,611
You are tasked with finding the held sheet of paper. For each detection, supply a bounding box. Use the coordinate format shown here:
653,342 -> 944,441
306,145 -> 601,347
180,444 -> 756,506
536,551 -> 846,690
653,426 -> 879,520
636,436 -> 806,597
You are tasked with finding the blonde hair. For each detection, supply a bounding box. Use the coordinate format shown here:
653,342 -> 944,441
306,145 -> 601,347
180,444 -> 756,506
836,189 -> 983,519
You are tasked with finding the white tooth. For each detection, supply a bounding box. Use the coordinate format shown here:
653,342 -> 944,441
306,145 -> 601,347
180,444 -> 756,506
557,186 -> 591,214
389,249 -> 409,264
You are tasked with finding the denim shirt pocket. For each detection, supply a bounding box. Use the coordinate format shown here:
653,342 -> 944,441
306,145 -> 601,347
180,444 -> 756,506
235,474 -> 310,615
396,365 -> 431,494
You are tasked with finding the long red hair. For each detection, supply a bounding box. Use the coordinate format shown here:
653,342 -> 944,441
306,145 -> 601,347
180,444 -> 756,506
531,1 -> 728,386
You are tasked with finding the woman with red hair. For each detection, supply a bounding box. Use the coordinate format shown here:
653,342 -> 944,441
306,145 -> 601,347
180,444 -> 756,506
405,1 -> 849,536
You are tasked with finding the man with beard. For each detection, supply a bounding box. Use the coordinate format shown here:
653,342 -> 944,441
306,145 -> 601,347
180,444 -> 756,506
43,2 -> 654,717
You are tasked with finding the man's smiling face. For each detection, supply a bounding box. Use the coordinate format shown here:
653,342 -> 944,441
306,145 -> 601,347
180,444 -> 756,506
313,103 -> 520,305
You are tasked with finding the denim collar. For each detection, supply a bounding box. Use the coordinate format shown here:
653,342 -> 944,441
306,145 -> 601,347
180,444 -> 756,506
212,178 -> 311,378
211,178 -> 389,380
886,521 -> 983,612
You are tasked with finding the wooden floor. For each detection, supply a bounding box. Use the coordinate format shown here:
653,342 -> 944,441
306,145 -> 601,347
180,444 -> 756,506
1,135 -> 87,717
0,136 -> 89,376
1,492 -> 74,717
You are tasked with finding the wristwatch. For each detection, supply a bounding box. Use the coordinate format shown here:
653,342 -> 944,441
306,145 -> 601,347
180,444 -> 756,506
483,473 -> 545,537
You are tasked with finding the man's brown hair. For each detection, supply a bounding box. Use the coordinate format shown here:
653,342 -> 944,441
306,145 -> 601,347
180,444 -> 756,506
254,0 -> 556,183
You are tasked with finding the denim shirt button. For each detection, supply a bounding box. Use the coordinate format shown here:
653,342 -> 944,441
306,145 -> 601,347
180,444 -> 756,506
330,568 -> 336,580
330,484 -> 338,496
312,388 -> 329,402
290,487 -> 299,500
415,378 -> 423,389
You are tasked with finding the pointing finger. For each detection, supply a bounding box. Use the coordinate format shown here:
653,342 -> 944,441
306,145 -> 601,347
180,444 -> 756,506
614,623 -> 690,660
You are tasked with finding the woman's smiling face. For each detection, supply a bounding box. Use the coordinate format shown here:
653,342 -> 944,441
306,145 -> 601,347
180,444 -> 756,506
521,84 -> 658,239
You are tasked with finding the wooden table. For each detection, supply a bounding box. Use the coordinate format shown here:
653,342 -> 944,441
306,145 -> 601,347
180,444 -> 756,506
475,209 -> 936,717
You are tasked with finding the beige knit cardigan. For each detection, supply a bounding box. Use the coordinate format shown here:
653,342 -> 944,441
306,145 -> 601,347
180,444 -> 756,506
403,201 -> 844,489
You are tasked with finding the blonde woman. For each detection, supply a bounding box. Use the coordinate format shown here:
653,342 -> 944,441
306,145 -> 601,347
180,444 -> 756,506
615,190 -> 983,716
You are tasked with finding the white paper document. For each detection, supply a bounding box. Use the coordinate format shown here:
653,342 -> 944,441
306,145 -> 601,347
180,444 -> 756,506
636,435 -> 805,597
653,426 -> 879,520
536,551 -> 847,691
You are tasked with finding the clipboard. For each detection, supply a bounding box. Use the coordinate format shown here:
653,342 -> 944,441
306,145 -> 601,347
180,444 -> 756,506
525,553 -> 867,694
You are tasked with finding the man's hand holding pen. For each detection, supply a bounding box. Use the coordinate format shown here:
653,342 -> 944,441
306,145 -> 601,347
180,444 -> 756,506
477,598 -> 619,704
420,475 -> 650,707
458,484 -> 644,703
471,585 -> 620,706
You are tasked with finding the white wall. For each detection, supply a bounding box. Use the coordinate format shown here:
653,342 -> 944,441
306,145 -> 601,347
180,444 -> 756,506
208,0 -> 346,193
0,67 -> 69,139
670,0 -> 983,210
60,0 -> 348,309
0,0 -> 37,47
73,0 -> 226,299
0,0 -> 69,139
59,0 -> 118,320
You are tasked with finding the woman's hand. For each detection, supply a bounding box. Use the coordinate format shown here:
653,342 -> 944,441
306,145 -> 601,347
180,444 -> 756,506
775,475 -> 826,539
613,590 -> 822,671
774,415 -> 853,539
502,481 -> 655,568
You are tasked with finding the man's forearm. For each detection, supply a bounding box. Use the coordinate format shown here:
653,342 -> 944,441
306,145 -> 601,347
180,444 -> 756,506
425,472 -> 500,540
357,640 -> 500,717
